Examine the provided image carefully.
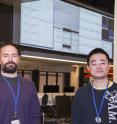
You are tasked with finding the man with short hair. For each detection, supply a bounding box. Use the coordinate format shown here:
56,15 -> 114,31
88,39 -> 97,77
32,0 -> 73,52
72,48 -> 117,124
0,43 -> 41,124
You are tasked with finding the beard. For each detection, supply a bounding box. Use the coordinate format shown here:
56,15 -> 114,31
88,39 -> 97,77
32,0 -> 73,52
1,62 -> 17,74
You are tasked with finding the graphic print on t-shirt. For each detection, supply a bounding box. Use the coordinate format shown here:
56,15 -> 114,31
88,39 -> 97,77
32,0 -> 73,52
105,90 -> 117,123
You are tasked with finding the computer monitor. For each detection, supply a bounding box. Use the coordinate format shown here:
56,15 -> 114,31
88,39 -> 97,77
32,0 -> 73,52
43,85 -> 59,93
63,86 -> 74,92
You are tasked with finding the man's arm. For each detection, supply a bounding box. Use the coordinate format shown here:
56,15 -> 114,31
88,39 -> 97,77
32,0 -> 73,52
29,82 -> 42,124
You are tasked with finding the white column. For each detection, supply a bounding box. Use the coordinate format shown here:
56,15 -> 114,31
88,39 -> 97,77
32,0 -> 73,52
113,0 -> 117,82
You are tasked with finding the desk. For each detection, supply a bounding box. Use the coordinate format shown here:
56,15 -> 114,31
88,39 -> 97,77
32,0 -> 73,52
41,95 -> 73,124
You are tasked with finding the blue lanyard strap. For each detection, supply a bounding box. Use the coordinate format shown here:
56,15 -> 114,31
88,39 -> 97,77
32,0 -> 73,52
91,81 -> 108,118
2,76 -> 20,117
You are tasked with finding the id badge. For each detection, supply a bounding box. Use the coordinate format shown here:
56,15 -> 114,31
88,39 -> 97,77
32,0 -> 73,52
11,119 -> 20,124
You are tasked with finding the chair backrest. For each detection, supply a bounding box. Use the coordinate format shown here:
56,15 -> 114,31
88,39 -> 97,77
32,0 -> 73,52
42,93 -> 48,105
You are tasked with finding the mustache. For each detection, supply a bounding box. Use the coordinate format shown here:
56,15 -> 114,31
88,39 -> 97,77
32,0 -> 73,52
5,62 -> 16,66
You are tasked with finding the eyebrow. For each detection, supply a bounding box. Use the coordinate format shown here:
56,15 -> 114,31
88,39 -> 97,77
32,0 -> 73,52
2,53 -> 9,55
90,59 -> 106,63
2,53 -> 18,56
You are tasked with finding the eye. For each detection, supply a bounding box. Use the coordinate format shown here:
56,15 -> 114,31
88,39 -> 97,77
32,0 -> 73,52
3,54 -> 8,57
101,61 -> 107,65
91,63 -> 96,66
12,55 -> 17,57
12,54 -> 18,57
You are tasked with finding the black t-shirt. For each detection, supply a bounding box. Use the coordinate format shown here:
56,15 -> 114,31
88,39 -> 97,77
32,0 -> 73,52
71,83 -> 117,124
2,76 -> 18,96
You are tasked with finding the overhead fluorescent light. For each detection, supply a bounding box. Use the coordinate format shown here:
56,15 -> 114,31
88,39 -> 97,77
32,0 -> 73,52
21,55 -> 87,64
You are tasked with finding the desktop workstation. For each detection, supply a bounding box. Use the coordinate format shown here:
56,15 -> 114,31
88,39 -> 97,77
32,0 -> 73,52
39,85 -> 74,124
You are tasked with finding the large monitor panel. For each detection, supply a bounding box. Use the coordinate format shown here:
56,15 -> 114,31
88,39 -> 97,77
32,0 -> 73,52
13,0 -> 114,58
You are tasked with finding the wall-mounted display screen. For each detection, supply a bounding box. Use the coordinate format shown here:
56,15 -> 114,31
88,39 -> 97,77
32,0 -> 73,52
20,0 -> 53,48
13,0 -> 114,58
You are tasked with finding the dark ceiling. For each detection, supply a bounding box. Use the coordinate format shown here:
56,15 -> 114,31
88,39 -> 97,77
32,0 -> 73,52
0,0 -> 115,15
75,0 -> 114,15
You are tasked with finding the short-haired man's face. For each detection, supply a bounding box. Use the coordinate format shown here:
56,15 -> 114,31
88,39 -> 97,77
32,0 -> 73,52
88,53 -> 110,80
0,45 -> 20,74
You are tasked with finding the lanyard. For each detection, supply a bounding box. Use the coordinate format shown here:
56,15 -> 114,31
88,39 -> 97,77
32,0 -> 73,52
91,81 -> 108,122
2,76 -> 20,117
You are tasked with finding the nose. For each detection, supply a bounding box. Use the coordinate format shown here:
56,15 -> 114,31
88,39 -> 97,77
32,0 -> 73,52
96,63 -> 102,69
8,56 -> 13,62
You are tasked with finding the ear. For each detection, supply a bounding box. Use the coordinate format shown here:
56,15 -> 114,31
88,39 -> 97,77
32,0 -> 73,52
0,58 -> 1,64
87,65 -> 89,71
17,56 -> 20,64
108,63 -> 111,70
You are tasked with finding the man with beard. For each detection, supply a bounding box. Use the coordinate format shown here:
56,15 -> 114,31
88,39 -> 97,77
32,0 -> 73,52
71,48 -> 117,124
0,43 -> 41,124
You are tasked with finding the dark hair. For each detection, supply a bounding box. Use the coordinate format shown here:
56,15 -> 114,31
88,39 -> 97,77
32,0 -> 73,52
0,43 -> 20,56
87,48 -> 110,65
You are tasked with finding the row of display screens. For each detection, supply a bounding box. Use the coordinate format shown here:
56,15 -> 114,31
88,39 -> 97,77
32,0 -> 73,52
43,85 -> 74,93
